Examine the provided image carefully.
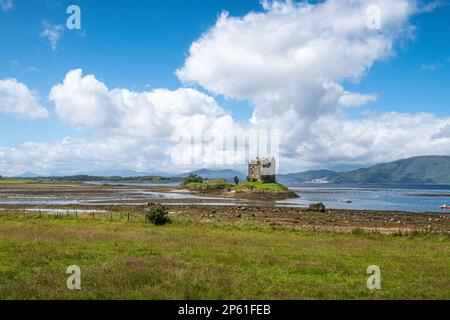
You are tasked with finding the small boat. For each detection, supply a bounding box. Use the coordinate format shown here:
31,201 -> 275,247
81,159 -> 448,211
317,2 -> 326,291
341,199 -> 353,204
441,205 -> 450,210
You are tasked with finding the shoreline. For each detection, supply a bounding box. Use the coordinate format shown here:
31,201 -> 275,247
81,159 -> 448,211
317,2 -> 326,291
0,182 -> 449,234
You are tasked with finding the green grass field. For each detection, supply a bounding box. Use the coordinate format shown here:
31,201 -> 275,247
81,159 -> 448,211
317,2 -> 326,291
0,212 -> 448,299
0,179 -> 34,184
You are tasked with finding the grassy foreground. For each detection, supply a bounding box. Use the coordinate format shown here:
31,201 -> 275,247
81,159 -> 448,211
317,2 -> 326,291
0,212 -> 449,299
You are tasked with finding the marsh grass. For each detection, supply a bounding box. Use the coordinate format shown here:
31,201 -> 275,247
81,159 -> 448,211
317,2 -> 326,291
0,211 -> 448,299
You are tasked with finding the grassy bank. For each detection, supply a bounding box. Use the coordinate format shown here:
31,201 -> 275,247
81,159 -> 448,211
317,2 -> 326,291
183,179 -> 234,191
234,182 -> 290,192
183,180 -> 297,198
0,212 -> 448,299
0,179 -> 34,184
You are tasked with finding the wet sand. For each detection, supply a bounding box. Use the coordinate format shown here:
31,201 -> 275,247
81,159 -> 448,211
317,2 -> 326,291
0,182 -> 449,234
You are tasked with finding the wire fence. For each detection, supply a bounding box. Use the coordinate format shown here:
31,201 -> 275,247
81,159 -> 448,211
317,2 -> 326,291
0,209 -> 149,223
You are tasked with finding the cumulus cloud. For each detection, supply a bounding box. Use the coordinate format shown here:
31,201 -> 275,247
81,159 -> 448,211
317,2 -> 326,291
0,136 -> 169,176
338,91 -> 378,108
294,112 -> 450,169
176,0 -> 434,168
0,78 -> 48,118
49,69 -> 232,141
40,21 -> 64,50
0,0 -> 13,11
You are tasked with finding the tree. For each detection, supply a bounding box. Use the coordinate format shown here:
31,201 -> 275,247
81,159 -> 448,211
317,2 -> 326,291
182,173 -> 204,185
233,176 -> 240,185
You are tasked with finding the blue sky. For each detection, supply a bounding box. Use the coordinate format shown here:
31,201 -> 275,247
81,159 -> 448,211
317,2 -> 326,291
0,0 -> 262,146
0,0 -> 450,175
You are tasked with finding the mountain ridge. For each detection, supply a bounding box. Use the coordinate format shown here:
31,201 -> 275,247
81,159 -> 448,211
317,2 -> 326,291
8,156 -> 450,185
332,155 -> 450,184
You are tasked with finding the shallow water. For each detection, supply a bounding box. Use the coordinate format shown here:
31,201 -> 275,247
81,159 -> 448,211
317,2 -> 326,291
2,183 -> 450,213
279,184 -> 450,213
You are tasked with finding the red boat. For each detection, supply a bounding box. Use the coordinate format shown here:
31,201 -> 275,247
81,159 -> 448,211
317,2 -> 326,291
441,205 -> 450,210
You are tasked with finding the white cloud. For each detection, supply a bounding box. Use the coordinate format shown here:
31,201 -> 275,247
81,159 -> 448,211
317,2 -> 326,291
338,92 -> 378,107
0,136 -> 168,176
294,112 -> 450,169
417,1 -> 446,13
176,0 -> 428,169
0,0 -> 13,11
49,69 -> 231,141
0,78 -> 48,118
40,21 -> 64,50
420,62 -> 443,72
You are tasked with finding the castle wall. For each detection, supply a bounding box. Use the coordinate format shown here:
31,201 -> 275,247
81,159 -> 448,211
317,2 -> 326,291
248,163 -> 261,181
248,157 -> 276,183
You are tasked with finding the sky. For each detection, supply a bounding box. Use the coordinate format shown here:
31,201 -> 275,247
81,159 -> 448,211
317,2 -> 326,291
0,0 -> 450,176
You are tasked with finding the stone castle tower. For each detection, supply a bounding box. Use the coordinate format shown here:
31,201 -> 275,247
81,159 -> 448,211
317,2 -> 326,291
248,157 -> 276,183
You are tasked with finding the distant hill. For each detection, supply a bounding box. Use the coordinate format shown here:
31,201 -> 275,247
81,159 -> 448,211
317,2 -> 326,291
16,172 -> 43,178
278,170 -> 339,185
332,156 -> 450,184
24,175 -> 181,183
184,169 -> 246,181
78,169 -> 156,177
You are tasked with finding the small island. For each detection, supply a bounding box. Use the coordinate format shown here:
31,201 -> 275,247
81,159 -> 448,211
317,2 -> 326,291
181,157 -> 298,200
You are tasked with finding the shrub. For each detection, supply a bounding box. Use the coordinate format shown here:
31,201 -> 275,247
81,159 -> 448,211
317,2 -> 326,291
145,204 -> 170,225
182,174 -> 204,186
351,227 -> 365,236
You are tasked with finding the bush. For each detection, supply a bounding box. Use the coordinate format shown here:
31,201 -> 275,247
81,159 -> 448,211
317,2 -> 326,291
182,174 -> 204,186
351,227 -> 365,236
145,204 -> 170,225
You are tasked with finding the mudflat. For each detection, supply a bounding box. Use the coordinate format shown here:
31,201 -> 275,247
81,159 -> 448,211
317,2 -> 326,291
0,182 -> 448,234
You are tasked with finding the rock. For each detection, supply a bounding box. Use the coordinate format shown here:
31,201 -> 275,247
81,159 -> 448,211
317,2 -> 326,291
308,202 -> 326,213
235,213 -> 242,218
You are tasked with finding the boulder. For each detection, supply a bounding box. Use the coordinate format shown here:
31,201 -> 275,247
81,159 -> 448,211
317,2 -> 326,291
309,202 -> 326,213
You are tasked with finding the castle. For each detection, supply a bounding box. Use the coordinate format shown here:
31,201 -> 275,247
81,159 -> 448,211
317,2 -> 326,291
248,157 -> 276,183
